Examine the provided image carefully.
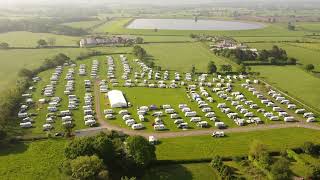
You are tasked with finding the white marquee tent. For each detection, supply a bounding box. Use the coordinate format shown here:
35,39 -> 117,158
107,90 -> 127,108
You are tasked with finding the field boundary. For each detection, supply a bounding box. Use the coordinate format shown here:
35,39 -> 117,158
259,79 -> 320,115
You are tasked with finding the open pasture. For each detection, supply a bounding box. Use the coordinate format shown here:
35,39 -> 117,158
62,20 -> 103,30
0,31 -> 80,47
156,128 -> 320,160
247,42 -> 320,70
0,139 -> 67,179
251,66 -> 320,111
141,42 -> 235,72
0,47 -> 130,93
142,163 -> 220,180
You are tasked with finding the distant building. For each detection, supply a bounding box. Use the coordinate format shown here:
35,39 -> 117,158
79,36 -> 136,47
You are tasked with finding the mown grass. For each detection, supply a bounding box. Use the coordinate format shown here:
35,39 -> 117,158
156,128 -> 320,160
142,163 -> 220,180
0,139 -> 68,180
251,66 -> 320,111
247,42 -> 320,70
141,42 -> 235,72
0,31 -> 80,47
62,20 -> 103,30
0,47 -> 130,93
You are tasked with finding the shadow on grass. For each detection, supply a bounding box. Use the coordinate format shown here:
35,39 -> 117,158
142,164 -> 193,180
0,141 -> 28,156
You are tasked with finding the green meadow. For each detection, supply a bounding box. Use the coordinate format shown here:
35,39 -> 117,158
0,31 -> 80,47
251,66 -> 320,111
156,128 -> 320,160
141,42 -> 236,72
142,163 -> 220,180
62,20 -> 103,30
247,42 -> 320,70
0,139 -> 67,180
0,47 -> 130,92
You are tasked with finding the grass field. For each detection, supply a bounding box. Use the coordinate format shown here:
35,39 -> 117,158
247,42 -> 320,70
0,139 -> 67,180
0,47 -> 130,93
62,20 -> 103,30
142,163 -> 220,180
0,31 -> 80,47
141,42 -> 235,72
156,128 -> 320,160
251,66 -> 320,111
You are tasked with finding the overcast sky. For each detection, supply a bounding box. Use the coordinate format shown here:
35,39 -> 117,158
1,0 -> 319,7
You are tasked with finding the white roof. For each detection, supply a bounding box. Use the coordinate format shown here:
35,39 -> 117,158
107,90 -> 127,108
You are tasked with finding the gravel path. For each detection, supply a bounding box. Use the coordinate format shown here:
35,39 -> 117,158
74,80 -> 320,138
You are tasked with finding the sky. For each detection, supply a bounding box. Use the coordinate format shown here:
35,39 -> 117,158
1,0 -> 319,8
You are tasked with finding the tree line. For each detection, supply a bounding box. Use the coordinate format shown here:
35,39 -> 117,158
0,53 -> 72,146
0,18 -> 88,36
61,131 -> 156,180
132,45 -> 155,68
213,45 -> 298,65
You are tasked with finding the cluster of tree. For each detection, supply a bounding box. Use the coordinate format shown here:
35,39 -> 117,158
213,45 -> 297,65
76,51 -> 105,61
220,64 -> 233,73
132,45 -> 154,68
210,156 -> 235,179
0,18 -> 88,36
248,140 -> 293,180
0,53 -> 71,145
305,64 -> 315,72
0,42 -> 9,49
207,61 -> 217,74
0,78 -> 31,146
61,132 -> 156,179
288,22 -> 296,31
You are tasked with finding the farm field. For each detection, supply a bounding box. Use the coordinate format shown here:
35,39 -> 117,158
140,35 -> 194,43
0,47 -> 130,92
0,139 -> 68,180
142,163 -> 220,180
156,128 -> 320,160
251,66 -> 320,111
247,42 -> 320,70
0,31 -> 80,47
141,42 -> 235,72
62,20 -> 103,29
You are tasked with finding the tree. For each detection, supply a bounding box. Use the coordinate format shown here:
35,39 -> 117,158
93,132 -> 115,164
70,155 -> 106,180
37,39 -> 48,47
302,141 -> 317,155
0,42 -> 9,49
249,140 -> 268,160
288,57 -> 297,65
237,64 -> 247,73
47,37 -> 56,46
191,65 -> 196,74
270,158 -> 291,180
288,22 -> 295,31
125,136 -> 156,167
135,37 -> 144,44
207,61 -> 217,74
305,64 -> 315,71
220,64 -> 232,73
64,137 -> 96,159
18,68 -> 34,79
